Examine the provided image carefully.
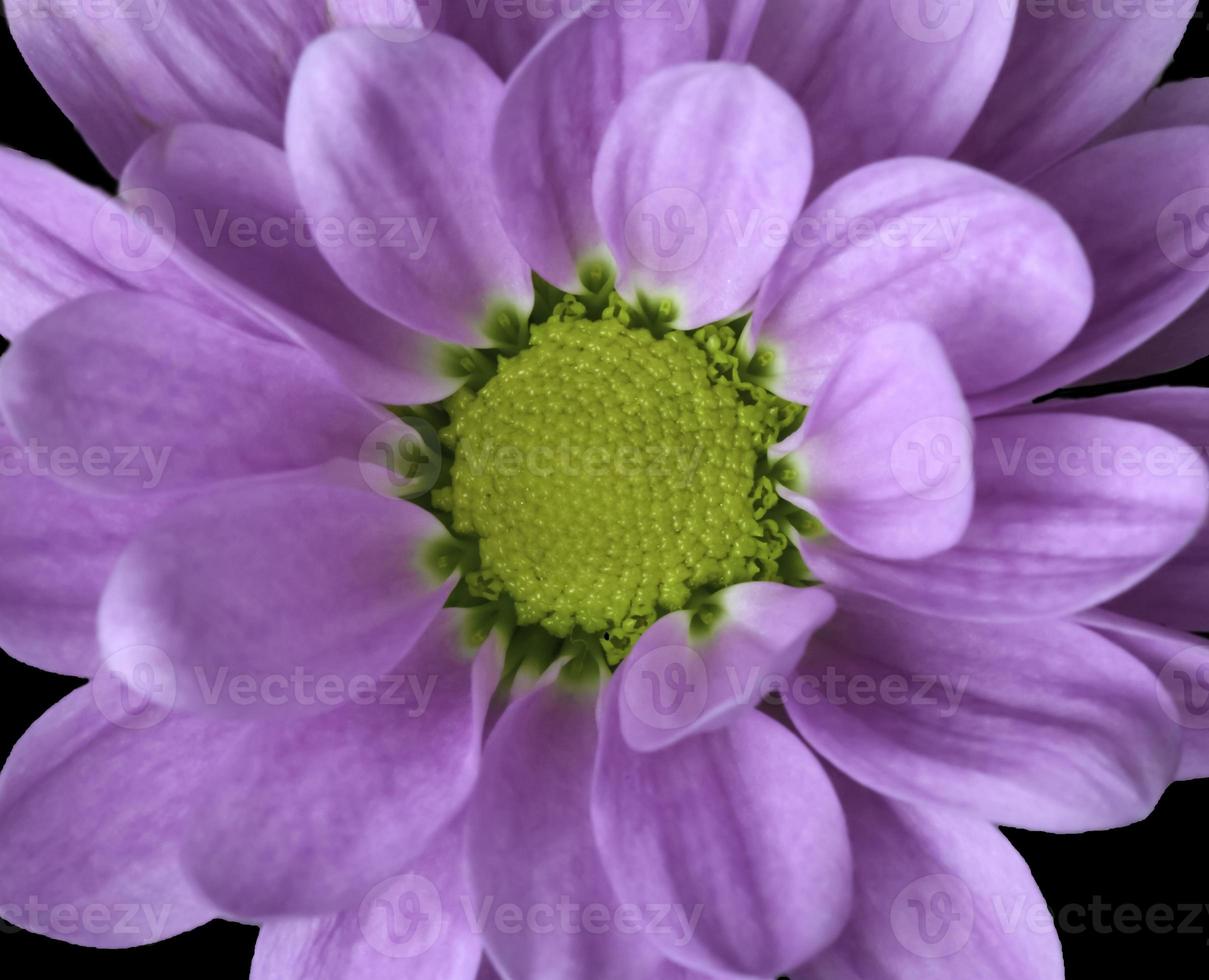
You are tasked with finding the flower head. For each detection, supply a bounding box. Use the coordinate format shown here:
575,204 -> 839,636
2,1 -> 1209,978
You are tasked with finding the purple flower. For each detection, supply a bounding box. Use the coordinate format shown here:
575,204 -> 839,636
2,2 -> 1209,978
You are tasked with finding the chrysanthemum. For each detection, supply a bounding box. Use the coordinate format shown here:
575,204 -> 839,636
2,2 -> 1209,978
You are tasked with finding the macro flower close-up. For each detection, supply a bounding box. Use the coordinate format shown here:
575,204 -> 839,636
2,0 -> 1209,977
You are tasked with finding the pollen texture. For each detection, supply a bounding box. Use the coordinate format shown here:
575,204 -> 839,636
440,299 -> 795,659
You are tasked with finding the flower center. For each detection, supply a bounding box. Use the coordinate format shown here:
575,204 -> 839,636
431,296 -> 801,662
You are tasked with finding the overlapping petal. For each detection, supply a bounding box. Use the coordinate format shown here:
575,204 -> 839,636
491,0 -> 708,290
0,146 -> 272,340
971,127 -> 1209,415
251,817 -> 484,980
957,1 -> 1194,181
808,411 -> 1209,620
4,0 -> 329,173
1045,388 -> 1209,632
467,679 -> 677,979
616,582 -> 835,751
0,423 -> 170,676
751,157 -> 1093,403
750,0 -> 1017,189
793,772 -> 1063,980
97,474 -> 456,718
180,611 -> 501,917
286,29 -> 533,347
0,687 -> 229,947
593,62 -> 812,329
593,682 -> 853,976
776,322 -> 974,560
789,593 -> 1180,833
1080,609 -> 1209,782
123,124 -> 460,404
0,292 -> 385,495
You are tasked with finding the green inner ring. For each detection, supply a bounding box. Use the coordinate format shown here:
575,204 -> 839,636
408,282 -> 811,671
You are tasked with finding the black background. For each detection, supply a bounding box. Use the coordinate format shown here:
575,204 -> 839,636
2,6 -> 1208,978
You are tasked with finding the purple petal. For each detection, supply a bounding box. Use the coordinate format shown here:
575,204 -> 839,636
181,611 -> 500,917
706,0 -> 765,60
286,29 -> 532,347
970,127 -> 1209,415
4,0 -> 328,174
1045,388 -> 1209,631
0,146 -> 272,340
807,411 -> 1209,620
593,685 -> 853,976
1079,609 -> 1209,782
466,680 -> 680,979
617,582 -> 835,751
122,124 -> 459,405
593,62 -> 811,329
789,593 -> 1179,832
778,322 -> 974,560
749,0 -> 1016,189
491,1 -> 708,290
1097,78 -> 1209,143
0,423 -> 171,676
1089,81 -> 1209,383
0,292 -> 385,496
750,158 -> 1093,402
0,688 -> 230,947
956,3 -> 1195,181
97,475 -> 455,718
437,0 -> 564,76
793,772 -> 1063,980
251,817 -> 483,980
